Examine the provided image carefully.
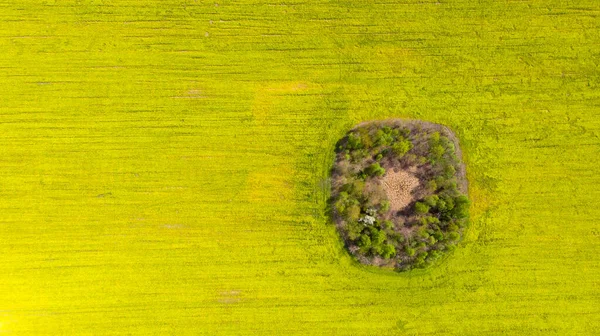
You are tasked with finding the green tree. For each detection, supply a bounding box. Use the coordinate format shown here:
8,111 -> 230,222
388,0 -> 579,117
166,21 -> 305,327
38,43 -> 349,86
374,128 -> 394,146
380,220 -> 393,230
414,201 -> 430,215
417,227 -> 430,239
357,128 -> 374,149
379,200 -> 390,213
447,232 -> 460,241
431,144 -> 445,158
432,231 -> 444,241
347,222 -> 363,240
429,132 -> 440,144
442,164 -> 456,178
345,203 -> 361,222
381,243 -> 396,259
346,132 -> 363,150
350,148 -> 368,162
415,251 -> 429,267
452,195 -> 470,219
358,234 -> 372,248
424,195 -> 439,207
334,192 -> 349,214
427,250 -> 442,261
392,138 -> 412,157
418,216 -> 440,226
371,229 -> 386,245
441,194 -> 455,210
440,136 -> 455,153
341,180 -> 364,197
436,198 -> 448,212
365,162 -> 386,177
426,180 -> 437,192
371,244 -> 384,256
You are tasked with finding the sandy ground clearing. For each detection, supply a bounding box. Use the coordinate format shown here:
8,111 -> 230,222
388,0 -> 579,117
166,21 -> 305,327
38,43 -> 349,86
382,169 -> 420,211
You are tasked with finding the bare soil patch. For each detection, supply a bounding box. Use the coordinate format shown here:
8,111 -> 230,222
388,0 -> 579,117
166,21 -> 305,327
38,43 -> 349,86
382,169 -> 420,212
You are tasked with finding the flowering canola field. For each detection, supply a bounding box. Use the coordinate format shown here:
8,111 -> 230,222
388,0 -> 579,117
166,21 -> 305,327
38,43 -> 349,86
0,0 -> 599,334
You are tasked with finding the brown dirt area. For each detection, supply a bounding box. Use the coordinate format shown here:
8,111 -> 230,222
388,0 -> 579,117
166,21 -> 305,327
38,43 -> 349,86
381,168 -> 420,211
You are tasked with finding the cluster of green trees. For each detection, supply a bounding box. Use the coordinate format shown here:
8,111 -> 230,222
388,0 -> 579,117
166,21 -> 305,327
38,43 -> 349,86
333,125 -> 415,261
331,123 -> 469,271
340,126 -> 413,164
334,188 -> 399,261
401,193 -> 469,269
398,130 -> 470,270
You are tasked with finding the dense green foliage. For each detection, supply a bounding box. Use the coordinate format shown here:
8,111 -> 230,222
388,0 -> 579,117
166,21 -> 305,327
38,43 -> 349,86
331,121 -> 470,270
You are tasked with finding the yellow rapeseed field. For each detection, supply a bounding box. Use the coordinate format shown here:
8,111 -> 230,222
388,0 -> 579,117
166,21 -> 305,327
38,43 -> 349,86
0,0 -> 598,334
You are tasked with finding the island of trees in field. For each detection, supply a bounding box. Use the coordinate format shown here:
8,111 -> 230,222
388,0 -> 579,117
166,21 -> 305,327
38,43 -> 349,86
329,120 -> 470,271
